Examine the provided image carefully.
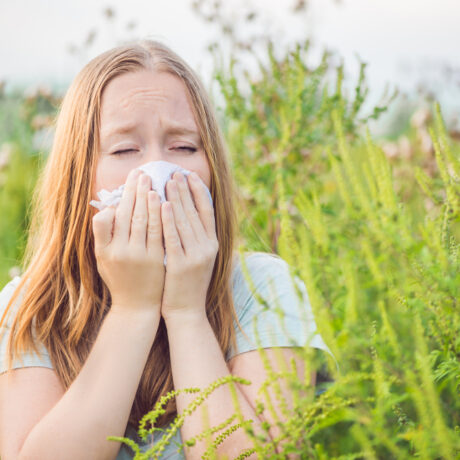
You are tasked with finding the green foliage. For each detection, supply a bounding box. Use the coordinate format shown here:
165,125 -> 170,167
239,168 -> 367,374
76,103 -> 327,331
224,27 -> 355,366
0,87 -> 55,285
108,101 -> 458,458
0,144 -> 39,279
210,38 -> 397,254
0,33 -> 459,460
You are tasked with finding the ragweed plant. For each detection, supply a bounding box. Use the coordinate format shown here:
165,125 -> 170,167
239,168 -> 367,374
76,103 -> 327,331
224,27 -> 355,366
276,102 -> 459,458
0,17 -> 458,458
109,102 -> 459,459
210,37 -> 397,254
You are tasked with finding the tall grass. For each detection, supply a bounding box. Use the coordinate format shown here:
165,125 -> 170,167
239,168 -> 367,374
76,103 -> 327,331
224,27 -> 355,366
103,41 -> 459,458
106,99 -> 458,459
0,36 -> 458,459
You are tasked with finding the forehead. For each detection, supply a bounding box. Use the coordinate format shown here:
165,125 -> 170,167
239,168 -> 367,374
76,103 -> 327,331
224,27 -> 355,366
99,70 -> 197,134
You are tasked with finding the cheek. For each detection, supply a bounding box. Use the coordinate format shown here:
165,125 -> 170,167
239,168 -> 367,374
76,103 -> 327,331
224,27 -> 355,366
92,167 -> 108,201
92,163 -> 130,199
198,158 -> 212,191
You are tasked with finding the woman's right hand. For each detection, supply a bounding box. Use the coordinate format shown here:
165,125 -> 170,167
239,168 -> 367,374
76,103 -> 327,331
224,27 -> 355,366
92,168 -> 165,313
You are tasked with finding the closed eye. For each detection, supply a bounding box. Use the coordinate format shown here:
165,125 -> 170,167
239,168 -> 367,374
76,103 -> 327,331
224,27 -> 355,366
112,149 -> 136,155
175,146 -> 197,153
112,147 -> 197,155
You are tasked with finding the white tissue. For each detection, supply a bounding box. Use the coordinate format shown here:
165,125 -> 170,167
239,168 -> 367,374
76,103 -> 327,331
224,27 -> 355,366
89,160 -> 213,210
89,160 -> 214,266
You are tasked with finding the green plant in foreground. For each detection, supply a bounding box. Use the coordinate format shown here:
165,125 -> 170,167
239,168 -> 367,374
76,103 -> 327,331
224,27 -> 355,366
106,102 -> 459,458
0,31 -> 458,459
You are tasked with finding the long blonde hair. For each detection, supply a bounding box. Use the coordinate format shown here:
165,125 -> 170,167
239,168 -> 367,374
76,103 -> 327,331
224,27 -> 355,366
0,39 -> 245,429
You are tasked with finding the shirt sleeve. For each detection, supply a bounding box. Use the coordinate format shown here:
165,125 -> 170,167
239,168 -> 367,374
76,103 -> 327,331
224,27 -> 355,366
226,253 -> 339,373
0,276 -> 53,375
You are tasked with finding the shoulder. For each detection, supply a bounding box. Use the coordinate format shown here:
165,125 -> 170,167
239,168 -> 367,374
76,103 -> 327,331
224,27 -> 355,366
0,275 -> 53,375
231,251 -> 301,310
228,251 -> 339,370
0,275 -> 22,297
231,251 -> 289,290
229,251 -> 313,344
0,276 -> 23,326
232,251 -> 293,278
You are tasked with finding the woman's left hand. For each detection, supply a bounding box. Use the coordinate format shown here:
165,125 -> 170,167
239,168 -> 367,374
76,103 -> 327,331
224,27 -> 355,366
160,171 -> 218,321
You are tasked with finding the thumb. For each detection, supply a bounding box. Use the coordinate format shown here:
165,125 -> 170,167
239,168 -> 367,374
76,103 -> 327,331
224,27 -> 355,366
92,206 -> 116,254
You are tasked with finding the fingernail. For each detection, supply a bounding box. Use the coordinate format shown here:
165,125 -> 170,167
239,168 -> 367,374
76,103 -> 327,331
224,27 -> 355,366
174,172 -> 184,182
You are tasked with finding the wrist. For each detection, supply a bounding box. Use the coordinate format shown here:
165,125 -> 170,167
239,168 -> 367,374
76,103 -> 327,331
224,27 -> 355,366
110,303 -> 162,318
163,309 -> 207,328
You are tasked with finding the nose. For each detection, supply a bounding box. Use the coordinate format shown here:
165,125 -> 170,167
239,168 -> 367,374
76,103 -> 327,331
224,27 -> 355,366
137,149 -> 187,175
142,146 -> 169,165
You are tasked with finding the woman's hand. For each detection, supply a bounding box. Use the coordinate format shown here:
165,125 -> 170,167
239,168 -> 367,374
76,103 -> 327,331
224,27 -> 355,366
160,171 -> 218,321
92,168 -> 166,313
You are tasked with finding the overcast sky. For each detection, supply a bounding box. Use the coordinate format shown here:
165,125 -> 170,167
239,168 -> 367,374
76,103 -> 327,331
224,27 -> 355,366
1,0 -> 460,126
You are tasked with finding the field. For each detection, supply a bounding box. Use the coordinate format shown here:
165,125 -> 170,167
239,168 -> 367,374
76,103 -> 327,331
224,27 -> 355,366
0,37 -> 459,459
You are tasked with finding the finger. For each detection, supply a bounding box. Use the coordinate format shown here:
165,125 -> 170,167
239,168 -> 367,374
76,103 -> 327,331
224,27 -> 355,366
129,173 -> 150,247
112,168 -> 142,245
161,201 -> 183,262
147,190 -> 164,255
165,178 -> 196,250
186,172 -> 217,241
92,205 -> 116,255
172,172 -> 205,240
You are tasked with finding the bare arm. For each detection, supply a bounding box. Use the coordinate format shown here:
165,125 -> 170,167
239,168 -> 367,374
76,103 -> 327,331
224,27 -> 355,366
165,311 -> 268,460
17,306 -> 160,460
2,167 -> 165,460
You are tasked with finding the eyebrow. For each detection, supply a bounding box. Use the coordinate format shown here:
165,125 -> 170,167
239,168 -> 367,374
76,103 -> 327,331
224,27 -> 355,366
102,121 -> 200,138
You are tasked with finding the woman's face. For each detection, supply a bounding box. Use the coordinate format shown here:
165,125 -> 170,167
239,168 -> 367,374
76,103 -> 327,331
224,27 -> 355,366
92,69 -> 211,205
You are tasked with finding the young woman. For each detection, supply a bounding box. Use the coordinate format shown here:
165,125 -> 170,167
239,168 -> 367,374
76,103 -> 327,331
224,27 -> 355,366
0,40 -> 336,460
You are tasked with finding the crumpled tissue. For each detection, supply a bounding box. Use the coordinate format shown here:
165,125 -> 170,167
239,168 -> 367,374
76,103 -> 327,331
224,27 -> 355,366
89,160 -> 214,266
89,160 -> 213,210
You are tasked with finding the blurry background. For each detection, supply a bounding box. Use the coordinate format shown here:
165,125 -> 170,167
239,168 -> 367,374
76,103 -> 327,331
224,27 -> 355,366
1,0 -> 460,133
1,4 -> 459,456
1,0 -> 459,281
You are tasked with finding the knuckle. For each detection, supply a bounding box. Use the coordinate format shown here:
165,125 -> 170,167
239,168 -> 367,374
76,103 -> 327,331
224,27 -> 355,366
147,223 -> 161,238
126,249 -> 147,264
131,211 -> 147,226
189,253 -> 204,267
125,244 -> 144,257
202,243 -> 218,260
175,218 -> 186,230
110,249 -> 127,263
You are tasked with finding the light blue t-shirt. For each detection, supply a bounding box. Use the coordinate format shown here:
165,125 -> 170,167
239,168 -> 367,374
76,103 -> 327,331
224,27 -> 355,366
0,252 -> 337,459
